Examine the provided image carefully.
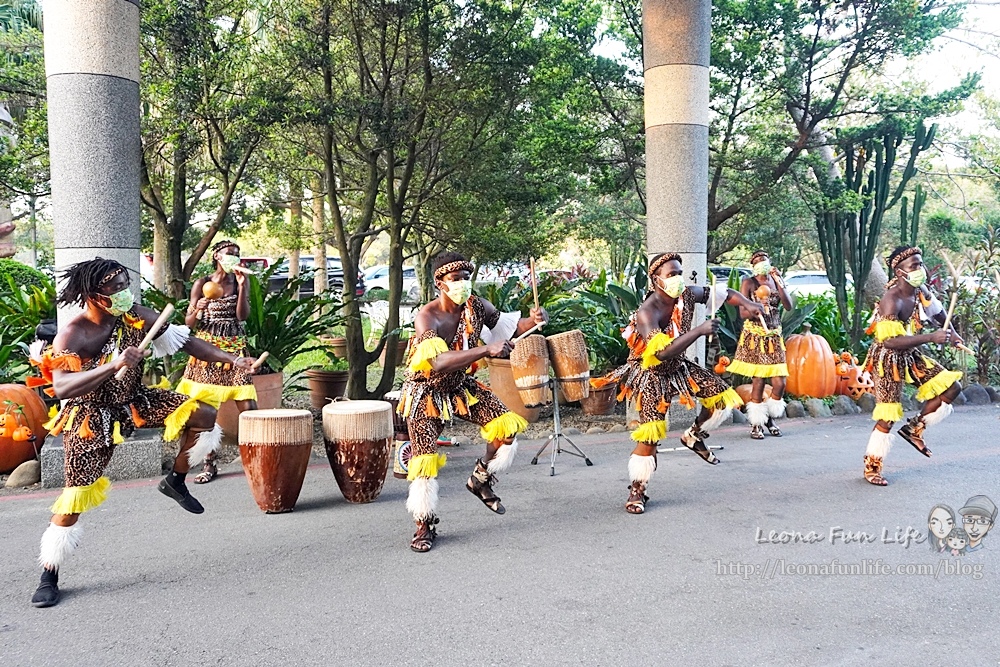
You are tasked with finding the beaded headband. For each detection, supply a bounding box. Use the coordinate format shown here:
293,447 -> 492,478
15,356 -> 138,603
648,253 -> 682,278
212,240 -> 239,255
888,246 -> 922,273
434,260 -> 474,281
750,250 -> 769,264
97,267 -> 125,287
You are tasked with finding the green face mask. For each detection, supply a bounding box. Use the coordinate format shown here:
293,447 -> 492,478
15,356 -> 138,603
752,261 -> 772,276
904,267 -> 927,288
444,279 -> 472,305
219,254 -> 241,273
658,275 -> 685,299
102,288 -> 134,317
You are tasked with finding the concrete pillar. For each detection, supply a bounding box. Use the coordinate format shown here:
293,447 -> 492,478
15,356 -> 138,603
643,0 -> 711,359
43,0 -> 142,321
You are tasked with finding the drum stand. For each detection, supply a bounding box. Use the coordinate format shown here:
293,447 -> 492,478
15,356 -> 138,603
530,378 -> 593,475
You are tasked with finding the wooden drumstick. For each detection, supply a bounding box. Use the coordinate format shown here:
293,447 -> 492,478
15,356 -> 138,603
530,257 -> 539,312
115,304 -> 174,380
758,313 -> 770,333
231,264 -> 254,275
513,322 -> 543,344
941,291 -> 958,333
250,351 -> 269,370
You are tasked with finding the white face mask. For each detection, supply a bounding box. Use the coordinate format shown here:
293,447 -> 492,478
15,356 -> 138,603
752,261 -> 772,276
657,275 -> 685,298
903,267 -> 927,288
444,279 -> 472,305
102,287 -> 134,317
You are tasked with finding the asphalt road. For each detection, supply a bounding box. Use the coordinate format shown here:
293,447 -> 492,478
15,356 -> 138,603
2,406 -> 999,666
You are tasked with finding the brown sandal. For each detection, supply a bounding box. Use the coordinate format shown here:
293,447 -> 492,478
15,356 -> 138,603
765,417 -> 782,437
864,455 -> 888,486
193,454 -> 218,484
467,459 -> 505,514
410,516 -> 439,552
681,427 -> 721,465
898,419 -> 931,457
750,424 -> 765,440
625,482 -> 649,514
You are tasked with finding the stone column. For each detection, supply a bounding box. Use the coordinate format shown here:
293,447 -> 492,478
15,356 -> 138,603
643,0 -> 711,359
44,0 -> 142,321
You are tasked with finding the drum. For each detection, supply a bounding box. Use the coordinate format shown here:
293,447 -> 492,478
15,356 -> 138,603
322,400 -> 394,503
509,334 -> 551,407
238,409 -> 314,513
392,438 -> 412,479
546,330 -> 590,402
382,390 -> 410,438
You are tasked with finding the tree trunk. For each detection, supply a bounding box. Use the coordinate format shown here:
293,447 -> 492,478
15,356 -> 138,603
311,173 -> 327,295
288,177 -> 303,299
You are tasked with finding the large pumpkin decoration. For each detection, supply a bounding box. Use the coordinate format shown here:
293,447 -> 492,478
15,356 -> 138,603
785,323 -> 838,398
735,383 -> 773,405
0,384 -> 49,473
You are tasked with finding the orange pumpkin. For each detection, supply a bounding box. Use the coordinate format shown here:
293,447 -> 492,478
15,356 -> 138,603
0,384 -> 49,473
785,323 -> 838,398
735,383 -> 773,404
839,351 -> 853,362
12,426 -> 32,442
836,361 -> 850,377
714,356 -> 731,375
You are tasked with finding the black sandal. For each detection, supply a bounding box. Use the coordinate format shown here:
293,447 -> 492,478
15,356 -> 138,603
681,427 -> 721,465
898,420 -> 931,457
466,460 -> 505,514
625,482 -> 649,514
766,417 -> 782,437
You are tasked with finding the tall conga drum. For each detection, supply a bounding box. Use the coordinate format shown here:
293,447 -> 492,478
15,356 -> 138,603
322,400 -> 393,503
239,409 -> 314,513
509,334 -> 551,407
546,330 -> 590,402
383,391 -> 411,480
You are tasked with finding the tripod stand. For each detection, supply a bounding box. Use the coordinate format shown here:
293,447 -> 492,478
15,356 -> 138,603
530,377 -> 593,475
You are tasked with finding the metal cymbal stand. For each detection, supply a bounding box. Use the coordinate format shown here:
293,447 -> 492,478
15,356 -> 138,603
530,377 -> 593,475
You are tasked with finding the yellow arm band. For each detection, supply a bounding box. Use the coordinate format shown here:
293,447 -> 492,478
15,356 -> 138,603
408,337 -> 449,374
641,332 -> 674,369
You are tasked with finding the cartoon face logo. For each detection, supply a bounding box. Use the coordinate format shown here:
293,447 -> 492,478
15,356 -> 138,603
960,495 -> 996,552
927,504 -> 956,553
946,527 -> 969,556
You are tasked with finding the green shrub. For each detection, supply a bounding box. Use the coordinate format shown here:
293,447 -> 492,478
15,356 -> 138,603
0,258 -> 48,294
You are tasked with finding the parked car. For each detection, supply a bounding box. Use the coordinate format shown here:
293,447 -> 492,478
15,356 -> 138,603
783,270 -> 852,297
708,265 -> 752,284
365,264 -> 420,297
269,255 -> 365,297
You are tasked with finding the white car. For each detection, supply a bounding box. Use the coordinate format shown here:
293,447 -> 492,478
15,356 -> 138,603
365,265 -> 420,299
783,270 -> 852,297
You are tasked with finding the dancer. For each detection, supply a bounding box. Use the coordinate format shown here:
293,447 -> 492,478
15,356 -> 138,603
727,250 -> 793,439
593,253 -> 765,514
28,258 -> 256,607
397,252 -> 546,552
861,245 -> 963,486
178,240 -> 258,483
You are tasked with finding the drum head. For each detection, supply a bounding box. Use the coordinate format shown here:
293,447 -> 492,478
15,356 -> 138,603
321,400 -> 393,416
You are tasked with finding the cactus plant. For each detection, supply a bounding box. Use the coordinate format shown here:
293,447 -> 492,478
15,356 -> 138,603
899,183 -> 925,247
817,120 -> 936,346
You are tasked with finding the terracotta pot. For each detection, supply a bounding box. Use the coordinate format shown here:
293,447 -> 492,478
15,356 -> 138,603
327,336 -> 348,360
378,338 -> 410,368
306,368 -> 349,409
217,373 -> 284,445
580,384 -> 617,416
485,358 -> 540,423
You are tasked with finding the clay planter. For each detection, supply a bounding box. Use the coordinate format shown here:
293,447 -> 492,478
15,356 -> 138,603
216,372 -> 284,446
485,358 -> 540,423
580,384 -> 617,416
306,369 -> 349,409
326,336 -> 349,360
378,338 -> 410,368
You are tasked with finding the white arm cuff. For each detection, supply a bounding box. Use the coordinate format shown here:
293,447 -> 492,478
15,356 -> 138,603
922,295 -> 944,319
481,311 -> 521,345
709,284 -> 729,314
150,324 -> 191,358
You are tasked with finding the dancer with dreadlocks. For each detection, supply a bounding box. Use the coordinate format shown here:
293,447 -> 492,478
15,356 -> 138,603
727,250 -> 793,439
860,246 -> 963,486
177,240 -> 257,483
27,258 -> 257,607
592,253 -> 765,514
396,252 -> 547,552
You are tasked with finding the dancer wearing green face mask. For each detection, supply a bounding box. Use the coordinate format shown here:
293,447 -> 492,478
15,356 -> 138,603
396,252 -> 547,552
178,240 -> 257,483
860,246 -> 964,486
591,253 -> 765,515
26,258 -> 258,607
728,250 -> 794,439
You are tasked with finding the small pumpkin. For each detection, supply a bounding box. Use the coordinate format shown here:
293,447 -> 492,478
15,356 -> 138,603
836,361 -> 850,377
0,413 -> 11,428
714,356 -> 731,375
0,425 -> 11,439
12,426 -> 32,442
840,351 -> 853,362
785,323 -> 838,398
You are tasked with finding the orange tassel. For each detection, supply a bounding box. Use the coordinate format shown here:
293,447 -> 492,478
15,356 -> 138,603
892,364 -> 901,382
454,393 -> 468,416
591,377 -> 612,389
617,387 -> 629,402
25,376 -> 48,388
44,388 -> 55,397
688,377 -> 700,393
657,396 -> 668,413
768,339 -> 775,354
130,404 -> 146,427
49,410 -> 71,437
77,414 -> 94,439
425,395 -> 440,418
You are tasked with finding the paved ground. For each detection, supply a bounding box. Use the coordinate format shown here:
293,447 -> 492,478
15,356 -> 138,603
2,406 -> 999,666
